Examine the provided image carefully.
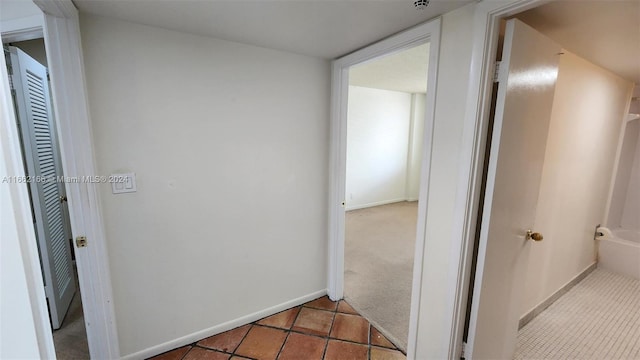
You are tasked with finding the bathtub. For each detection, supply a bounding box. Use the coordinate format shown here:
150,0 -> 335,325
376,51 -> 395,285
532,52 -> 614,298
597,228 -> 640,280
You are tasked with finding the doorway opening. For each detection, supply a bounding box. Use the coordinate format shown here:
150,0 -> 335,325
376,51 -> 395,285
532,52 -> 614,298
4,38 -> 90,359
343,43 -> 429,351
463,1 -> 639,358
328,18 -> 441,359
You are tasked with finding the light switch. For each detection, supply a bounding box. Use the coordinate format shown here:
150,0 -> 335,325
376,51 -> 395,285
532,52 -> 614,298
111,173 -> 136,194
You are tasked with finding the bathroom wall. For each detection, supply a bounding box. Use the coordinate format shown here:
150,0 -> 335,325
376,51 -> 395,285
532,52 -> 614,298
620,120 -> 640,231
520,51 -> 633,316
609,119 -> 640,230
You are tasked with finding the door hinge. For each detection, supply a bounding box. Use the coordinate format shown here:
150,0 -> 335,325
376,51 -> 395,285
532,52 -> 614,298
460,341 -> 467,359
8,74 -> 15,91
493,61 -> 501,83
75,236 -> 87,248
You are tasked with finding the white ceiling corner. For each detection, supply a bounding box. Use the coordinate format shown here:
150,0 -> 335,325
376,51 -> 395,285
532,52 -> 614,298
515,1 -> 640,84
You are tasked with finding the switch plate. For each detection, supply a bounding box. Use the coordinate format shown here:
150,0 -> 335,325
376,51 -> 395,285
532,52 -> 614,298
111,173 -> 136,194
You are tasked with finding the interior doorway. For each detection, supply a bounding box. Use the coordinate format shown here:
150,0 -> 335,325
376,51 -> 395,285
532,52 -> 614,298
4,38 -> 90,360
328,18 -> 442,359
464,1 -> 639,358
343,43 -> 429,351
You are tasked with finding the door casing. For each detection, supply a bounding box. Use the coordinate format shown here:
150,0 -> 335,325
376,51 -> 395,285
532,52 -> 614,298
453,0 -> 558,358
327,17 -> 442,360
1,0 -> 120,358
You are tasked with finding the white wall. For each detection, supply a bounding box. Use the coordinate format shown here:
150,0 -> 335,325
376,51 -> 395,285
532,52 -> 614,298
414,4 -> 476,358
1,46 -> 52,359
0,0 -> 42,36
621,120 -> 640,231
629,86 -> 640,115
521,51 -> 633,316
609,119 -> 640,229
345,86 -> 412,210
407,94 -> 426,201
0,152 -> 41,360
80,14 -> 330,357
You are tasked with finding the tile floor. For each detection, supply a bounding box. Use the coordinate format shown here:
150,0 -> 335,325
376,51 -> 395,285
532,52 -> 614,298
148,296 -> 406,360
516,269 -> 640,359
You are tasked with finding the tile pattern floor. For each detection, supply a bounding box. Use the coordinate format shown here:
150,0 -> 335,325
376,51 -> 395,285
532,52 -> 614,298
149,296 -> 405,360
516,268 -> 640,359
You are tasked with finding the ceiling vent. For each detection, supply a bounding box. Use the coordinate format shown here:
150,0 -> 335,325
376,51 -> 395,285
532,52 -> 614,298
414,0 -> 430,10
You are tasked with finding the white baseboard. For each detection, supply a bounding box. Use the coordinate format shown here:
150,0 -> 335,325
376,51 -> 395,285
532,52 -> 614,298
519,262 -> 596,329
121,289 -> 327,360
346,198 -> 409,211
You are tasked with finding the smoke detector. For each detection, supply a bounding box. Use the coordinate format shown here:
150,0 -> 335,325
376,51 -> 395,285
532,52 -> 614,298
414,0 -> 429,10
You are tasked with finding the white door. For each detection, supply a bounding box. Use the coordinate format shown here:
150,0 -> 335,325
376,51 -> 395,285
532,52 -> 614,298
466,19 -> 561,359
8,46 -> 76,330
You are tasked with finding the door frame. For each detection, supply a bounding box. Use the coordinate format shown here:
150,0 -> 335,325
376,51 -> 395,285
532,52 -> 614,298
8,44 -> 77,330
327,17 -> 441,359
453,0 -> 552,357
1,0 -> 120,358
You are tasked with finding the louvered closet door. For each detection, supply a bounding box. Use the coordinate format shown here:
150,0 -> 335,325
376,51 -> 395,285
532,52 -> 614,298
9,47 -> 75,329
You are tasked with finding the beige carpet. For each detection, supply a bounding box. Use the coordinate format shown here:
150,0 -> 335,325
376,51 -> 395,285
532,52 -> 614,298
53,277 -> 90,359
344,201 -> 418,351
516,269 -> 640,359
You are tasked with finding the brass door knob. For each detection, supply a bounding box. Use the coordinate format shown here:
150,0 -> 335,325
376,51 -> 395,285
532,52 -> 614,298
526,230 -> 543,241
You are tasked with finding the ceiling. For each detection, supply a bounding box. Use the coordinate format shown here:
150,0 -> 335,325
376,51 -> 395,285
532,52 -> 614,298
349,43 -> 429,93
4,0 -> 636,85
71,0 -> 472,59
515,0 -> 640,84
0,0 -> 40,22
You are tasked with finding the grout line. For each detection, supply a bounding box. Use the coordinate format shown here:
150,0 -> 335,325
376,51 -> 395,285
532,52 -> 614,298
290,304 -> 304,329
320,337 -> 331,359
368,324 -> 372,360
274,330 -> 291,360
321,337 -> 330,360
178,345 -> 192,360
327,309 -> 338,340
192,344 -> 235,357
320,303 -> 339,360
232,324 -> 255,355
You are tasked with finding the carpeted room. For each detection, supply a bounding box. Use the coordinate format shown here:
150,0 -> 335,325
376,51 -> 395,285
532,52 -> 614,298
343,43 -> 429,351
